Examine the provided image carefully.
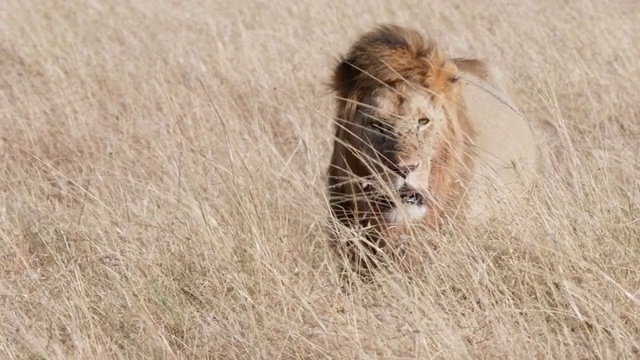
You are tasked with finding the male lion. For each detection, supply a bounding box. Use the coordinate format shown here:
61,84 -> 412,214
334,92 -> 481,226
325,24 -> 540,273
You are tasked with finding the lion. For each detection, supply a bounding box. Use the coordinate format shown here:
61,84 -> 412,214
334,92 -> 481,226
325,24 -> 541,273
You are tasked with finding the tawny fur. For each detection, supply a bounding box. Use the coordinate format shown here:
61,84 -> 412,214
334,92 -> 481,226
325,24 -> 540,273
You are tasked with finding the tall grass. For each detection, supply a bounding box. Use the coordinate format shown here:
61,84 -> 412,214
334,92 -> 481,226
1,0 -> 639,358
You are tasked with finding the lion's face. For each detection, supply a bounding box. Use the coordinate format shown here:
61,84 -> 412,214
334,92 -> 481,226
327,25 -> 470,230
348,76 -> 460,224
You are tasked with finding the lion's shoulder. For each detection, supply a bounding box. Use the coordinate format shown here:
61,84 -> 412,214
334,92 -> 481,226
455,58 -> 542,225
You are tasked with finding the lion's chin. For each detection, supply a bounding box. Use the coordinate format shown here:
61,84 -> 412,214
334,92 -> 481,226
382,182 -> 428,224
384,202 -> 427,225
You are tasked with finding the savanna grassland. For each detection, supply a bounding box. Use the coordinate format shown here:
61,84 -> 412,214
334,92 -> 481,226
1,0 -> 639,359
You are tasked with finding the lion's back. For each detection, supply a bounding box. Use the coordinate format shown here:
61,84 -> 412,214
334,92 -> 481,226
456,59 -> 542,224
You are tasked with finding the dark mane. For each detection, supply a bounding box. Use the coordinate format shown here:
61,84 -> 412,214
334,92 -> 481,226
330,24 -> 449,101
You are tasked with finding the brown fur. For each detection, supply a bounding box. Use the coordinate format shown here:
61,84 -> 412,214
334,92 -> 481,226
326,24 -> 477,273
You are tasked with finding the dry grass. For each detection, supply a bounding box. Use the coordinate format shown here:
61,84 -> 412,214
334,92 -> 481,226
2,0 -> 640,358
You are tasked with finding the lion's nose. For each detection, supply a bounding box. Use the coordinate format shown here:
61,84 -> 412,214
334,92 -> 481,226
393,162 -> 419,178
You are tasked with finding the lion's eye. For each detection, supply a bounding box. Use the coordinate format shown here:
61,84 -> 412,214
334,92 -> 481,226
418,117 -> 431,126
449,75 -> 460,83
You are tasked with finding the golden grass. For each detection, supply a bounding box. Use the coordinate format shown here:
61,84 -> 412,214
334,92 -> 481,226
1,0 -> 639,358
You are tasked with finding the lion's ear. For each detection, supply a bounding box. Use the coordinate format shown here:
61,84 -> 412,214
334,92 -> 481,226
331,56 -> 359,98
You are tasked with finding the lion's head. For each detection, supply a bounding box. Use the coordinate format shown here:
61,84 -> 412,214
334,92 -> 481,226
327,25 -> 475,246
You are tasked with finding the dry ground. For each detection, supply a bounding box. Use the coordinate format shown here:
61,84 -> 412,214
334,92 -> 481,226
2,0 -> 640,359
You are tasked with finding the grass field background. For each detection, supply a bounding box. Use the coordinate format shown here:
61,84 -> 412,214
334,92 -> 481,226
2,0 -> 639,358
